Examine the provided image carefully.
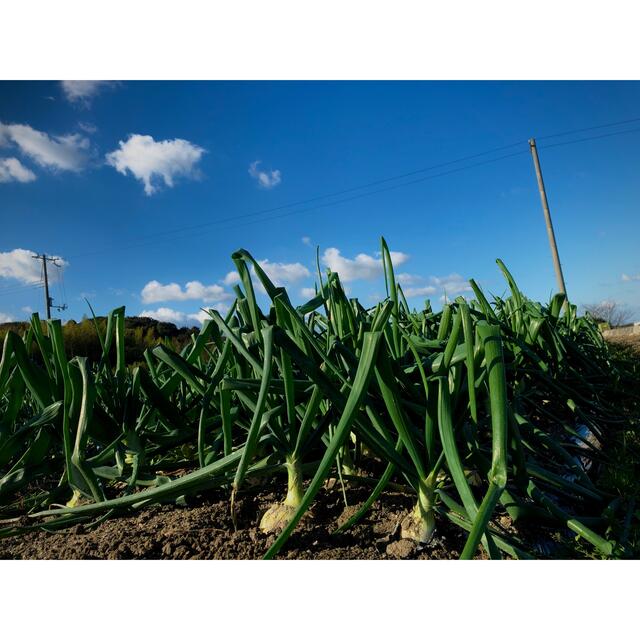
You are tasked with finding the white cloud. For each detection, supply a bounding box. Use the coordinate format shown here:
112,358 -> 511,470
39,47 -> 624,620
0,122 -> 90,172
187,309 -> 213,325
622,273 -> 640,282
404,285 -> 437,298
223,271 -> 241,286
141,280 -> 232,304
396,273 -> 423,285
301,287 -> 316,298
249,160 -> 281,189
397,271 -> 471,299
106,134 -> 205,195
223,260 -> 310,290
321,247 -> 410,282
139,307 -> 194,325
0,312 -> 15,323
431,273 -> 472,297
0,157 -> 36,183
140,304 -> 228,327
60,81 -> 116,105
257,259 -> 310,285
302,236 -> 312,246
21,306 -> 34,314
0,248 -> 67,284
78,122 -> 98,134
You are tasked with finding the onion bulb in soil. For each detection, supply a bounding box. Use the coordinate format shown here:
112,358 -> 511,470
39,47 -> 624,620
401,485 -> 436,544
260,458 -> 304,533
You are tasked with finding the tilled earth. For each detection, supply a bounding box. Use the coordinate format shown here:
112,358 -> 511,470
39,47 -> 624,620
0,483 -> 478,560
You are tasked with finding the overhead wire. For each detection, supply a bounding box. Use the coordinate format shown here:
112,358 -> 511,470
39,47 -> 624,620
190,147 -> 531,237
53,261 -> 67,309
1,112 -> 636,314
79,148 -> 529,256
58,263 -> 68,307
0,281 -> 44,298
0,279 -> 44,293
535,115 -> 640,142
66,115 -> 640,261
537,125 -> 640,150
65,139 -> 529,260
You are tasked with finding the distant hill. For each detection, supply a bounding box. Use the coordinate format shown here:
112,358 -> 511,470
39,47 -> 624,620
0,315 -> 199,366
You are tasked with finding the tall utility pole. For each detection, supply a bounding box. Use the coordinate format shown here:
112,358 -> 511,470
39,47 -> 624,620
528,138 -> 568,299
31,253 -> 67,320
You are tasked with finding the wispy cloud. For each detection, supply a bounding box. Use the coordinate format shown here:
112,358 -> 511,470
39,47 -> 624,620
302,236 -> 312,246
0,248 -> 67,284
394,271 -> 471,300
0,312 -> 15,323
322,247 -> 409,282
223,259 -> 310,290
106,134 -> 205,195
0,157 -> 36,183
256,259 -> 309,285
0,121 -> 91,172
431,273 -> 472,297
622,273 -> 640,282
301,286 -> 316,298
78,122 -> 98,134
396,272 -> 423,285
60,81 -> 118,106
403,285 -> 437,298
249,160 -> 281,189
139,304 -> 228,327
141,280 -> 232,304
222,271 -> 241,286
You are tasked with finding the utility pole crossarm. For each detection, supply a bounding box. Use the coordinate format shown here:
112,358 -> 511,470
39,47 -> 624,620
528,138 -> 568,300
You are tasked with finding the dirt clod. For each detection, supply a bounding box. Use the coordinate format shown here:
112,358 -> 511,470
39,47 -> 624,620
386,539 -> 415,559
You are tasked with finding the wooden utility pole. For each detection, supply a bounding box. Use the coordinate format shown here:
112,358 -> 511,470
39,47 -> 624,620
529,138 -> 568,299
31,253 -> 67,319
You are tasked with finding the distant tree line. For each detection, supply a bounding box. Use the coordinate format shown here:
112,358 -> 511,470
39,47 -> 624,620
0,315 -> 198,366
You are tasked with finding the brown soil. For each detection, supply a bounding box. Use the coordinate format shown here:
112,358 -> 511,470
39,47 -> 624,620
607,333 -> 640,356
0,483 -> 477,560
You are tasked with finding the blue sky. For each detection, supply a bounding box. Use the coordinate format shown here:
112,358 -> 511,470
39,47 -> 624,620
1,80 -> 639,325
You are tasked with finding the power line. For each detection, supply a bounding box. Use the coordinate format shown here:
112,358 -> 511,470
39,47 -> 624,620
538,125 -> 640,150
197,148 -> 532,236
65,139 -> 528,260
52,260 -> 67,309
69,147 -> 532,259
4,114 -> 638,315
58,262 -> 68,307
0,281 -> 44,296
0,280 -> 42,292
0,287 -> 43,301
535,116 -> 640,142
57,115 -> 640,261
0,284 -> 44,297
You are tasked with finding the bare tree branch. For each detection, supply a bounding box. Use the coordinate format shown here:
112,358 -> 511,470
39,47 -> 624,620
583,300 -> 633,328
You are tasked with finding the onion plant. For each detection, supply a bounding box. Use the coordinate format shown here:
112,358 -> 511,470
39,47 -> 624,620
0,238 -> 635,559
